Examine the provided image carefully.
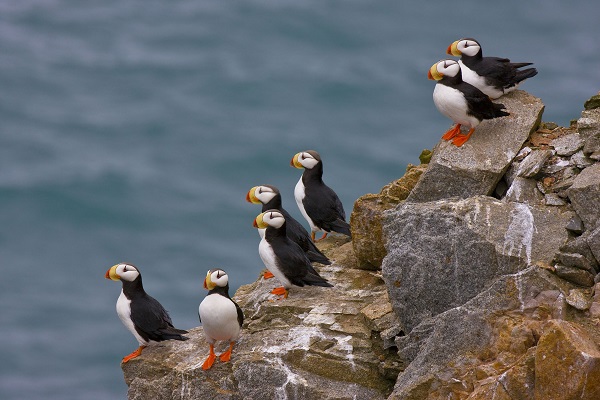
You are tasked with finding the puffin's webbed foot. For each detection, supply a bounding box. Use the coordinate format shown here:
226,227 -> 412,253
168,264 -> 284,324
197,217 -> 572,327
121,345 -> 146,364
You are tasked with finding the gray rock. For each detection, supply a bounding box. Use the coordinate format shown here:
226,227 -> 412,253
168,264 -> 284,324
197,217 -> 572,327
123,261 -> 402,400
570,150 -> 594,169
554,264 -> 595,287
516,149 -> 553,178
391,267 -> 576,399
555,252 -> 595,273
382,196 -> 572,333
566,215 -> 585,235
568,163 -> 600,229
578,108 -> 600,155
407,91 -> 544,202
545,193 -> 567,206
541,156 -> 571,174
504,177 -> 544,205
560,234 -> 599,272
551,133 -> 584,156
565,288 -> 594,310
586,226 -> 600,265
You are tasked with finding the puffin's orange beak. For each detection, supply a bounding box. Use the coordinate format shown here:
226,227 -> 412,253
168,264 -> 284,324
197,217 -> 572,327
105,265 -> 121,281
447,41 -> 461,56
253,212 -> 267,229
290,153 -> 303,169
203,277 -> 208,290
246,186 -> 260,204
428,63 -> 443,81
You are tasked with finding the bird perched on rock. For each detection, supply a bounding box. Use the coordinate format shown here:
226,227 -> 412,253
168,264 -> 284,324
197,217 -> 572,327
253,209 -> 333,299
198,268 -> 243,370
428,59 -> 510,147
105,263 -> 188,363
246,184 -> 331,265
447,38 -> 537,99
291,150 -> 351,241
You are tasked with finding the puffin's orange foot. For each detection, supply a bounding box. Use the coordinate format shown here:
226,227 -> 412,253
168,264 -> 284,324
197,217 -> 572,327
271,287 -> 289,299
219,342 -> 235,363
313,232 -> 328,242
121,345 -> 146,364
202,344 -> 217,370
442,124 -> 462,140
451,128 -> 475,147
263,271 -> 274,279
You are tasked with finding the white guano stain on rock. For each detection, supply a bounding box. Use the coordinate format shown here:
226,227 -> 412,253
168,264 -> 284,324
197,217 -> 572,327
502,203 -> 535,266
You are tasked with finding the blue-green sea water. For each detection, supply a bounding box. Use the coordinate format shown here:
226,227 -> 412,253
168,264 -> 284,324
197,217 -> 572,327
1,1 -> 599,398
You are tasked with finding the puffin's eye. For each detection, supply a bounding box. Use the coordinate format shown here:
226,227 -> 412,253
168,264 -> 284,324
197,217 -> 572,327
123,265 -> 128,272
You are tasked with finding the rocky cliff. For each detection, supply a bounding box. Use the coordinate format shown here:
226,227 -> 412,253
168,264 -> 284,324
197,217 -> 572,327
122,90 -> 600,399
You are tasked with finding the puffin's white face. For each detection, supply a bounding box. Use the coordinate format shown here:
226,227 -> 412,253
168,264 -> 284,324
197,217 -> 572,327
254,210 -> 285,229
204,268 -> 228,290
291,151 -> 320,170
247,185 -> 277,205
106,263 -> 140,282
450,39 -> 480,57
429,59 -> 460,81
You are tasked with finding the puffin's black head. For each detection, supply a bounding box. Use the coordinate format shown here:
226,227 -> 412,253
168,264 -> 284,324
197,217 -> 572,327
253,209 -> 285,230
291,150 -> 321,170
447,38 -> 481,57
203,268 -> 229,290
105,263 -> 140,283
246,184 -> 280,205
428,59 -> 461,81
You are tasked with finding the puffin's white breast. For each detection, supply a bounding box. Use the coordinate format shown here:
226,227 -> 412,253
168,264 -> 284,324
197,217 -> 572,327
116,290 -> 148,346
258,238 -> 291,288
433,84 -> 480,129
199,294 -> 241,343
294,176 -> 317,232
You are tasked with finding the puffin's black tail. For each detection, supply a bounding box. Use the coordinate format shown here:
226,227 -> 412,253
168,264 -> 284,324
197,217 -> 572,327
485,101 -> 510,120
514,67 -> 538,84
160,327 -> 190,341
302,272 -> 334,288
307,250 -> 331,265
329,219 -> 352,238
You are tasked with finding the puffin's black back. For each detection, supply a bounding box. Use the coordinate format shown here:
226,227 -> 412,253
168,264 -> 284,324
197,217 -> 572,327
301,162 -> 350,237
122,276 -> 188,342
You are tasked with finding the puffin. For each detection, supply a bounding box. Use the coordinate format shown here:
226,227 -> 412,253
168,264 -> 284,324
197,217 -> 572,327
447,38 -> 538,99
198,268 -> 243,370
428,59 -> 509,147
253,209 -> 333,299
105,263 -> 189,363
291,150 -> 351,241
246,184 -> 331,265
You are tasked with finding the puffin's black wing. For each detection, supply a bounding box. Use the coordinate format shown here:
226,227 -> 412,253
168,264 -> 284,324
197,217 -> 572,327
459,82 -> 509,121
131,294 -> 188,342
234,300 -> 244,328
476,57 -> 537,90
270,236 -> 329,287
303,184 -> 350,236
281,208 -> 331,264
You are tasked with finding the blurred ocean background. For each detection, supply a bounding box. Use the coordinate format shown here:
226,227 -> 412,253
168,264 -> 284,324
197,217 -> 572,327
1,0 -> 599,398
